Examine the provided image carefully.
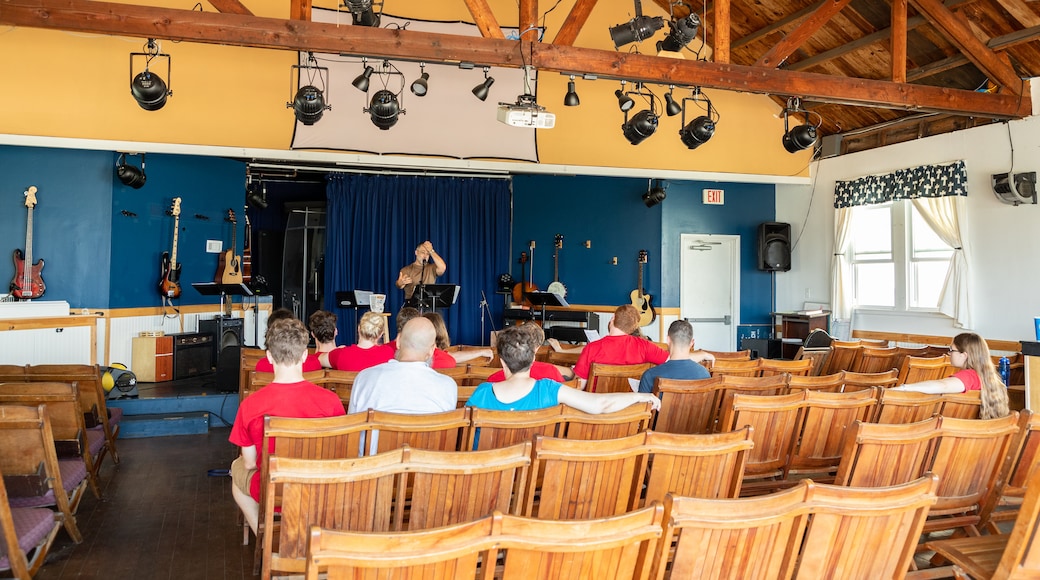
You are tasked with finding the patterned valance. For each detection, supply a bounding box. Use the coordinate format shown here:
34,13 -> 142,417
834,160 -> 967,208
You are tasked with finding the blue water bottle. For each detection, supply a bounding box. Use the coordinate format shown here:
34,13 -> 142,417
998,356 -> 1010,387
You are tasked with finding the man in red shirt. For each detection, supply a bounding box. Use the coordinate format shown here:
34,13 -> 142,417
573,305 -> 668,391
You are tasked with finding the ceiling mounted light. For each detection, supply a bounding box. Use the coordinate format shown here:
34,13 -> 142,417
287,52 -> 331,125
366,89 -> 403,129
642,179 -> 667,207
609,0 -> 664,48
473,67 -> 495,101
657,13 -> 701,53
782,97 -> 822,153
620,83 -> 659,145
615,80 -> 634,112
116,153 -> 147,189
352,58 -> 374,92
410,62 -> 429,96
664,86 -> 682,116
246,177 -> 268,209
341,0 -> 381,27
678,87 -> 719,150
129,39 -> 173,111
564,76 -> 580,107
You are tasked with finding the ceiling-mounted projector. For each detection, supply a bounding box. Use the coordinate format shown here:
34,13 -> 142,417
992,171 -> 1037,206
497,93 -> 555,129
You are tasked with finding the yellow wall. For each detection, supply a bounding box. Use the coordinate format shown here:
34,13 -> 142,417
0,0 -> 811,177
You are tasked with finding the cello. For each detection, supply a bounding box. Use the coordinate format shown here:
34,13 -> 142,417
512,242 -> 539,307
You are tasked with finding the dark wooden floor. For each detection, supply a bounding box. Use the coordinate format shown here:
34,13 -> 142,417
33,427 -> 254,580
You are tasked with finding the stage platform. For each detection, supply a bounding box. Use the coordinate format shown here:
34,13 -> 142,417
107,372 -> 239,438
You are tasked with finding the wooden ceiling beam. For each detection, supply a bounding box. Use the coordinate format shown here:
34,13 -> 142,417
735,1 -> 823,50
754,0 -> 855,68
906,23 -> 1040,81
714,0 -> 730,63
553,0 -> 598,46
289,0 -> 308,21
208,0 -> 251,16
891,0 -> 907,82
519,0 -> 538,42
462,0 -> 506,39
0,0 -> 1029,118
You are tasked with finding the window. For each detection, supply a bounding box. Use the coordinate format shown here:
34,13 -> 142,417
850,201 -> 953,311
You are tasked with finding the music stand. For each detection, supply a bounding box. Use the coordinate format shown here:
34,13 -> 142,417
192,282 -> 254,319
335,290 -> 374,335
414,284 -> 460,315
525,291 -> 569,329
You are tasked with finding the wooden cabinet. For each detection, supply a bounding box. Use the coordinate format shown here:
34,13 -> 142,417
777,312 -> 830,359
132,335 -> 173,382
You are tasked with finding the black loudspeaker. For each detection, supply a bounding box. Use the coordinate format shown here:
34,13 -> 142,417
199,317 -> 244,354
741,338 -> 783,360
758,222 -> 792,272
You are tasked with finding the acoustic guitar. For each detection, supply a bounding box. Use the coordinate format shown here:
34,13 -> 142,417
159,197 -> 182,299
214,209 -> 244,284
241,207 -> 252,285
546,233 -> 567,298
630,249 -> 656,327
10,186 -> 45,300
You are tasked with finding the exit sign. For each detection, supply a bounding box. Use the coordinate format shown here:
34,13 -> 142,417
703,188 -> 725,205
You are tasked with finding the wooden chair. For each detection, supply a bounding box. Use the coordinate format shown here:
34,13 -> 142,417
25,364 -> 120,468
873,389 -> 942,424
718,391 -> 805,485
757,358 -> 813,377
445,344 -> 495,367
0,404 -> 84,544
709,358 -> 760,378
652,376 -> 723,434
524,433 -> 648,520
642,428 -> 752,505
587,362 -> 652,393
547,350 -> 580,367
654,481 -> 810,580
939,389 -> 982,419
793,346 -> 831,376
466,405 -> 563,451
788,388 -> 878,482
796,475 -> 938,580
922,345 -> 952,358
367,407 -> 471,454
850,345 -> 898,374
927,462 -> 1040,580
891,346 -> 929,378
713,375 -> 790,430
559,402 -> 652,441
834,416 -> 940,488
703,349 -> 751,361
859,338 -> 890,347
787,372 -> 844,393
821,340 -> 862,375
979,410 -> 1040,533
313,369 -> 357,407
841,369 -> 899,392
239,347 -> 266,397
0,365 -> 28,382
244,369 -> 323,401
897,355 -> 950,385
0,461 -> 62,580
460,365 -> 498,386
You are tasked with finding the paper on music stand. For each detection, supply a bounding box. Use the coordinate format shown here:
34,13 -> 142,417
584,329 -> 601,342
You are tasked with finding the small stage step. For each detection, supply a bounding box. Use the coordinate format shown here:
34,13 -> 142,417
120,411 -> 211,438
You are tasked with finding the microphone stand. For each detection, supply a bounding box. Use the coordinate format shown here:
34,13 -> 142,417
417,258 -> 428,313
479,290 -> 496,346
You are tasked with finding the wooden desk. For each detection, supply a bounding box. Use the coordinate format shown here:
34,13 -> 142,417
776,311 -> 830,359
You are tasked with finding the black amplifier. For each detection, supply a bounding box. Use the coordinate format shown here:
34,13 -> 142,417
170,332 -> 215,380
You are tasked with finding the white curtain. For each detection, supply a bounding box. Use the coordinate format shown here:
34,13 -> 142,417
912,196 -> 971,328
831,206 -> 854,321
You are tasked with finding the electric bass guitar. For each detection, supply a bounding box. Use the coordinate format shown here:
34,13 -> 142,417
546,233 -> 567,298
214,209 -> 244,285
241,207 -> 252,286
630,249 -> 656,327
159,197 -> 182,298
10,186 -> 45,300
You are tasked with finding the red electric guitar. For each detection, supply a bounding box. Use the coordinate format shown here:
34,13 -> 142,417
10,186 -> 45,300
159,197 -> 182,299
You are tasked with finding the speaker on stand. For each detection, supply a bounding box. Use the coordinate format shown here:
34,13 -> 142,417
199,317 -> 243,393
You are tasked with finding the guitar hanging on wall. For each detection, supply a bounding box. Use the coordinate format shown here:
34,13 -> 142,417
241,206 -> 252,286
214,209 -> 244,285
10,186 -> 45,300
546,234 -> 567,298
630,249 -> 657,327
512,243 -> 539,307
159,197 -> 182,299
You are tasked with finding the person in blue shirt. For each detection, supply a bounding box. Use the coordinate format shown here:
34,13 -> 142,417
637,320 -> 711,393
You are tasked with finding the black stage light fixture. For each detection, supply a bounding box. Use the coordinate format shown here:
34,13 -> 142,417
352,59 -> 374,92
781,97 -> 821,153
246,178 -> 268,209
657,13 -> 701,53
473,67 -> 495,101
129,39 -> 173,111
410,63 -> 429,96
620,83 -> 659,145
609,0 -> 664,48
664,86 -> 682,116
341,0 -> 380,27
287,53 -> 331,125
366,89 -> 403,129
678,88 -> 719,150
642,179 -> 667,207
615,81 -> 634,112
564,76 -> 580,107
116,153 -> 147,189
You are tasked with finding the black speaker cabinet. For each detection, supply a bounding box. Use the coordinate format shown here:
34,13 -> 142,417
171,332 -> 215,380
199,317 -> 244,354
758,222 -> 792,272
741,338 -> 783,360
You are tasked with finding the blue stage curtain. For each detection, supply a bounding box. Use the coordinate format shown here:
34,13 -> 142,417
324,173 -> 511,347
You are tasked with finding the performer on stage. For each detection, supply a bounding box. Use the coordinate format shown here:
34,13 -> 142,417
396,240 -> 446,304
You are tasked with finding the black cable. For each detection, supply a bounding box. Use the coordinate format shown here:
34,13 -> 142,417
790,147 -> 823,253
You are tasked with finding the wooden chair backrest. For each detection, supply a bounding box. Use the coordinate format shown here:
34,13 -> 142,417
979,410 -> 1040,530
840,369 -> 899,392
992,462 -> 1040,578
789,388 -> 878,477
445,344 -> 495,367
939,390 -> 981,419
525,433 -> 648,520
714,374 -> 790,426
547,350 -> 580,367
850,345 -> 898,374
709,358 -> 760,378
460,365 -> 499,387
897,355 -> 950,385
703,349 -> 752,360
434,366 -> 468,380
757,358 -> 814,377
643,428 -> 752,505
587,362 -> 652,394
793,347 -> 831,376
23,365 -> 115,457
245,370 -> 324,401
368,408 -> 471,453
873,389 -> 942,424
656,482 -> 810,580
796,475 -> 939,579
652,376 -> 724,434
922,345 -> 952,358
313,369 -> 357,402
787,373 -> 844,393
559,402 -> 652,441
719,391 -> 805,479
821,341 -> 862,375
466,405 -> 563,451
891,346 -> 929,379
834,416 -> 941,488
240,347 -> 266,397
0,365 -> 28,381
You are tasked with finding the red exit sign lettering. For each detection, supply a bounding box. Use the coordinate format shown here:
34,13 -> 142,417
703,189 -> 725,205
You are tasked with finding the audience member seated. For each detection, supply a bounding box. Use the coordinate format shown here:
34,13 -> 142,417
487,324 -> 566,383
254,308 -> 323,373
893,332 -> 1009,419
467,325 -> 660,413
228,317 -> 346,534
571,305 -> 669,390
307,309 -> 341,363
637,320 -> 711,393
422,312 -> 492,368
325,311 -> 394,371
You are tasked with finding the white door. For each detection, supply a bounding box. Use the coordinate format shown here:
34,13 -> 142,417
680,234 -> 740,352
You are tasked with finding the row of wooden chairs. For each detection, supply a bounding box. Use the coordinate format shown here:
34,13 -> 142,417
299,476 -> 942,580
0,456 -> 63,580
708,357 -> 814,378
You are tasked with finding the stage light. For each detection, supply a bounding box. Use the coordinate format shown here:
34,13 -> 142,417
473,67 -> 494,101
664,87 -> 681,116
615,81 -> 634,112
411,63 -> 429,96
366,89 -> 402,129
564,76 -> 580,106
287,53 -> 331,125
116,153 -> 147,189
657,13 -> 701,53
129,39 -> 173,111
781,97 -> 821,153
609,0 -> 664,48
642,180 -> 667,207
678,88 -> 719,150
622,110 -> 658,145
352,59 -> 374,92
246,178 -> 268,209
341,0 -> 380,27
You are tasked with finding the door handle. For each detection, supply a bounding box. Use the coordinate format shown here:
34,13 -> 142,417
686,315 -> 732,326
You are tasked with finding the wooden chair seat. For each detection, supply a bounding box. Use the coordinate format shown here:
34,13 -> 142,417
587,362 -> 652,393
0,463 -> 62,579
